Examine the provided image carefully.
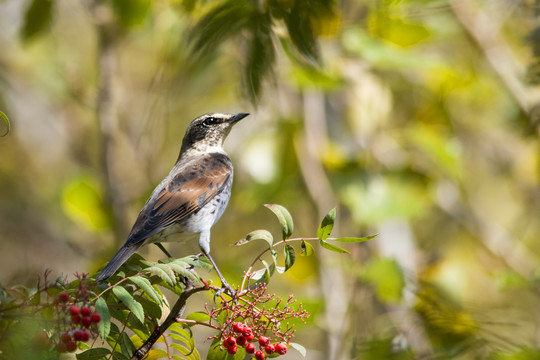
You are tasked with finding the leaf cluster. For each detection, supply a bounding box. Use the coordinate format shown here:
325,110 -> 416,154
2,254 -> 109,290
235,204 -> 376,289
189,0 -> 336,102
81,254 -> 210,360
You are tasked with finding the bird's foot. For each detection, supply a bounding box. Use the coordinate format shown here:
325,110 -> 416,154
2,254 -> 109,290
213,280 -> 236,301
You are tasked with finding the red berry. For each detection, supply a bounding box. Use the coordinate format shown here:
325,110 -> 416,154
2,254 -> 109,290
81,330 -> 90,342
73,330 -> 84,341
236,335 -> 247,347
81,317 -> 92,328
57,292 -> 69,303
264,344 -> 275,354
69,306 -> 80,316
91,313 -> 101,323
66,340 -> 77,352
241,327 -> 252,336
80,306 -> 91,317
255,350 -> 266,360
245,343 -> 256,354
60,332 -> 72,343
224,336 -> 236,347
226,345 -> 238,355
232,322 -> 245,333
73,330 -> 89,342
71,314 -> 81,324
258,336 -> 270,347
275,343 -> 288,355
57,342 -> 67,353
244,331 -> 255,342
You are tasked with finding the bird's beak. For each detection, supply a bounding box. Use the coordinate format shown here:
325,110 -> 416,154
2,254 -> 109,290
229,112 -> 250,124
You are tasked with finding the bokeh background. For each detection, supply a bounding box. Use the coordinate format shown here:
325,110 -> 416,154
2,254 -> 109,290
1,0 -> 540,359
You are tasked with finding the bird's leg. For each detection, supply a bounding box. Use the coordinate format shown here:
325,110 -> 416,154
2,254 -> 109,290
203,251 -> 236,299
155,242 -> 173,258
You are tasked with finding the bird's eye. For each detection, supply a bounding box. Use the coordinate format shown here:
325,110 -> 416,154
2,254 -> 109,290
203,117 -> 218,126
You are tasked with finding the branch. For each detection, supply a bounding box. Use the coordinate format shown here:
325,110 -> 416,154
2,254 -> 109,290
130,282 -> 208,360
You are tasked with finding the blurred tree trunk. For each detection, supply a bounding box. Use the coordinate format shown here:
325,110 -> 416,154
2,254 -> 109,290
296,90 -> 350,360
91,0 -> 128,244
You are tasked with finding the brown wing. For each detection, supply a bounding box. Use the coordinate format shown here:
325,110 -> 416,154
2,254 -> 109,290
126,153 -> 232,244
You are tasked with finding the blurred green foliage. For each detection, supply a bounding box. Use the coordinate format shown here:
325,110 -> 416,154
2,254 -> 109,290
1,0 -> 540,359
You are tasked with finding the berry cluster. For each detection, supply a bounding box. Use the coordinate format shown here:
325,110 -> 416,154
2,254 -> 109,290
54,291 -> 102,353
222,321 -> 288,359
207,284 -> 308,359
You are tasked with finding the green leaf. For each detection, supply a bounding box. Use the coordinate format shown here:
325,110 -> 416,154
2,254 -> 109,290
264,204 -> 294,239
206,337 -> 244,359
270,249 -> 284,273
119,332 -> 136,357
284,244 -> 296,272
128,276 -> 164,306
169,324 -> 200,359
319,240 -> 349,254
76,347 -> 111,360
250,260 -> 272,288
146,263 -> 176,286
105,322 -> 121,346
126,311 -> 152,339
95,297 -> 111,341
164,259 -> 200,283
169,323 -> 194,344
290,342 -> 307,357
234,229 -> 274,247
271,249 -> 278,263
112,286 -> 145,324
112,352 -> 130,360
145,348 -> 168,360
0,111 -> 10,137
130,334 -> 143,348
317,207 -> 336,240
244,10 -> 275,103
300,240 -> 314,256
111,0 -> 151,28
206,338 -> 224,360
369,12 -> 431,48
30,289 -> 40,305
189,0 -> 251,58
185,311 -> 211,325
183,255 -> 213,271
283,3 -> 319,62
21,0 -> 54,42
170,343 -> 199,359
333,234 -> 378,242
134,295 -> 162,322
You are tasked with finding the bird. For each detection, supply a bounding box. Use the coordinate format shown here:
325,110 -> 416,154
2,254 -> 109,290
96,112 -> 249,295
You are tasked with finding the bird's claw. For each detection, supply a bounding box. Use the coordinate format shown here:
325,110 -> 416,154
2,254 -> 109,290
213,282 -> 236,302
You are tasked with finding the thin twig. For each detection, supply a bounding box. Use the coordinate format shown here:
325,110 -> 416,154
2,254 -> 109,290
239,237 -> 320,292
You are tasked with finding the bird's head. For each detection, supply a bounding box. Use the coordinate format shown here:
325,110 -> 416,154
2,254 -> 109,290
179,112 -> 249,155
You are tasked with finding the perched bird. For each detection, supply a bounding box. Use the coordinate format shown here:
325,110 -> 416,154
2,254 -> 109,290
96,112 -> 249,294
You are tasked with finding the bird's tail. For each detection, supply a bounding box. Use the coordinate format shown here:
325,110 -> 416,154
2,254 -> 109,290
96,244 -> 141,281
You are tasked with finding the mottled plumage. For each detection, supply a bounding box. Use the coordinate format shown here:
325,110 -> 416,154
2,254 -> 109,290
96,112 -> 249,292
